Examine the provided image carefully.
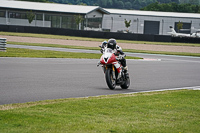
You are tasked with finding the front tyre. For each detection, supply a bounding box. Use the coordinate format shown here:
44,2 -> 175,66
105,68 -> 116,90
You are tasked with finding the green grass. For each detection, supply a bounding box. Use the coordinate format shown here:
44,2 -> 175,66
2,31 -> 200,57
8,41 -> 100,50
0,90 -> 199,133
8,41 -> 200,57
2,31 -> 200,47
0,48 -> 142,59
124,49 -> 200,57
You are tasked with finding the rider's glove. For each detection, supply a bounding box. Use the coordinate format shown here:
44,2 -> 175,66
97,61 -> 101,67
100,49 -> 103,53
116,54 -> 125,60
119,55 -> 124,59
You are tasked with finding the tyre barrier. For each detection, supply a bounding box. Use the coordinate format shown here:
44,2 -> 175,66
0,38 -> 6,51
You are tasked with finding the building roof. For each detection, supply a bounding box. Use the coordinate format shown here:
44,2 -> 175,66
1,0 -> 199,19
0,0 -> 109,15
106,8 -> 200,19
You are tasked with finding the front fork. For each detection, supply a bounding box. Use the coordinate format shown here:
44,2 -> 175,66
112,65 -> 116,80
104,65 -> 116,80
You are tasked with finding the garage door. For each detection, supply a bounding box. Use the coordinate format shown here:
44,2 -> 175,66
144,21 -> 160,35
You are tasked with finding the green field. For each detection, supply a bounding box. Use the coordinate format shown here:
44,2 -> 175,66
7,41 -> 200,57
1,31 -> 200,47
1,31 -> 200,57
0,48 -> 141,59
0,90 -> 199,133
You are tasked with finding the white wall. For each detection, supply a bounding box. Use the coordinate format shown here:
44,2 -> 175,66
0,17 -> 51,27
0,18 -> 6,24
86,10 -> 103,18
102,14 -> 200,35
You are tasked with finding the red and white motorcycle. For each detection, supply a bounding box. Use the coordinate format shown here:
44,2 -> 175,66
97,47 -> 130,90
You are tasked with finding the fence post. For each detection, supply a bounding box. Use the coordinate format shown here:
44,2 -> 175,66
0,38 -> 7,52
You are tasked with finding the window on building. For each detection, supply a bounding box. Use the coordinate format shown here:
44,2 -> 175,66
61,16 -> 68,29
61,15 -> 77,30
36,14 -> 43,20
51,15 -> 60,28
87,17 -> 102,28
0,11 -> 5,17
9,12 -> 27,19
9,12 -> 21,19
21,13 -> 26,19
9,12 -> 15,18
45,15 -> 51,21
16,13 -> 21,18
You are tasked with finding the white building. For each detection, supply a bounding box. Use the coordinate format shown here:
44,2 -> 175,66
102,9 -> 200,35
0,0 -> 109,30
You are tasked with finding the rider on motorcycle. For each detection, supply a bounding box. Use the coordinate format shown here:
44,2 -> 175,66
99,38 -> 128,73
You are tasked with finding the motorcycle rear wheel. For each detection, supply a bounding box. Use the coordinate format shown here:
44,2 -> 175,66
105,68 -> 116,90
120,75 -> 130,89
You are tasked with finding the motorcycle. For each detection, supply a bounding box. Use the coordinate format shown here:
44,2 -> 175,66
97,47 -> 130,90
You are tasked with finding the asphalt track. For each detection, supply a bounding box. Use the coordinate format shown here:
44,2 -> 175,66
0,45 -> 200,104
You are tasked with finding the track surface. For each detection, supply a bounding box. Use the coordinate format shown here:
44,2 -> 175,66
1,54 -> 200,105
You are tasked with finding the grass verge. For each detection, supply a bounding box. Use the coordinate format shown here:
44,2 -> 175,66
8,41 -> 100,50
124,49 -> 200,57
1,31 -> 200,47
0,90 -> 199,133
8,41 -> 200,57
0,48 -> 142,59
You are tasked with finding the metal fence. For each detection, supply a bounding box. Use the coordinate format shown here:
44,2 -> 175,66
0,25 -> 200,43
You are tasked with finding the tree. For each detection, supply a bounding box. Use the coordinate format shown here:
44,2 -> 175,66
133,0 -> 141,9
124,19 -> 131,32
107,0 -> 113,7
124,2 -> 132,9
117,1 -> 124,9
177,21 -> 183,33
21,0 -> 200,12
189,0 -> 199,5
141,2 -> 200,13
21,0 -> 49,2
98,0 -> 107,7
74,14 -> 84,30
26,10 -> 35,24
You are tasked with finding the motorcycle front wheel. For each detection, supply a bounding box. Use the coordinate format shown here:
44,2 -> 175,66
105,68 -> 116,90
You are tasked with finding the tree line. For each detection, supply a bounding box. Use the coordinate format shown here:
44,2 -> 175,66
19,0 -> 200,13
48,0 -> 180,10
141,2 -> 200,13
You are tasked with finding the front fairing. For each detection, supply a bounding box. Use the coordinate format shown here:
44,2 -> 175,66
100,48 -> 117,65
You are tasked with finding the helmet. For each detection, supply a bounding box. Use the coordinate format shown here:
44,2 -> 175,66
107,38 -> 117,50
101,41 -> 107,48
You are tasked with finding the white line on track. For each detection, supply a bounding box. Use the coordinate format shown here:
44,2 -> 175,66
123,86 -> 200,95
127,58 -> 161,61
83,86 -> 200,99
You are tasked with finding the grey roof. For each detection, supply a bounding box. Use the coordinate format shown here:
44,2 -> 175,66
1,0 -> 199,19
106,8 -> 200,19
0,0 -> 109,14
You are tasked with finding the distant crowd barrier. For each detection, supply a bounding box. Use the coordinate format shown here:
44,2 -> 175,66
0,38 -> 6,51
0,25 -> 200,43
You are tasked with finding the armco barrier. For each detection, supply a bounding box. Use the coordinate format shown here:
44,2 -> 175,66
1,25 -> 200,43
0,38 -> 6,51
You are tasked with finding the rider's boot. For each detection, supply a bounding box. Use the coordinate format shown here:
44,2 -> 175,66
124,66 -> 128,73
116,72 -> 122,83
117,72 -> 122,80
